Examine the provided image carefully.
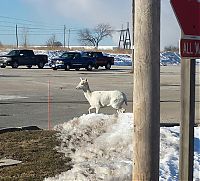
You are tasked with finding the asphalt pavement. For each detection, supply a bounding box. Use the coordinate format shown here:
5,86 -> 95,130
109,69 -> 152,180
0,65 -> 199,129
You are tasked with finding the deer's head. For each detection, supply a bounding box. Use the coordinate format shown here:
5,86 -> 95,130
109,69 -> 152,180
76,77 -> 89,91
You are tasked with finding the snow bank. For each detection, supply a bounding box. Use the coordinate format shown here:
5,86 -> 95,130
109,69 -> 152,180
0,50 -> 9,56
107,53 -> 132,66
45,113 -> 200,181
160,51 -> 180,65
109,51 -> 181,66
0,95 -> 28,100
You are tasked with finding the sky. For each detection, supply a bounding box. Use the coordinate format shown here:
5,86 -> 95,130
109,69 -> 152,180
0,0 -> 180,50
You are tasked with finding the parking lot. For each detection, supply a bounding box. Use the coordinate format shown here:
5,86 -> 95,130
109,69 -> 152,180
0,66 -> 199,129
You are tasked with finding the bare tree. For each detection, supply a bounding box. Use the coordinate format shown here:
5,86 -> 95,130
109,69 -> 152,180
46,34 -> 62,48
46,34 -> 56,47
78,24 -> 112,48
21,27 -> 29,47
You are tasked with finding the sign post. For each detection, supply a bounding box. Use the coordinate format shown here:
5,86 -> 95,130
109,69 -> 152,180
179,57 -> 195,180
170,0 -> 199,180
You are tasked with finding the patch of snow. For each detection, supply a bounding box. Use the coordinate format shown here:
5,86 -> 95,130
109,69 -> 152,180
0,50 -> 9,56
0,158 -> 22,167
160,51 -> 180,66
0,95 -> 28,101
45,113 -> 200,181
107,53 -> 132,66
108,51 -> 182,66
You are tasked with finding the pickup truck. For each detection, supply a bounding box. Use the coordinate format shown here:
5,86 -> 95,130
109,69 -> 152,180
51,51 -> 114,71
51,51 -> 96,71
0,49 -> 48,69
84,51 -> 114,69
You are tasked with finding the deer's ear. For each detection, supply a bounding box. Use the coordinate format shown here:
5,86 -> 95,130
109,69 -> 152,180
80,77 -> 83,81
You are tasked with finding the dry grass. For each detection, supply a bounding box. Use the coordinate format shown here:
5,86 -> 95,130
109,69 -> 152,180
0,130 -> 72,181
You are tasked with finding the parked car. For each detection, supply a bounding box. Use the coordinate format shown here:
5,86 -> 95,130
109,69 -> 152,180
84,51 -> 114,69
51,51 -> 96,71
51,51 -> 114,71
0,49 -> 48,68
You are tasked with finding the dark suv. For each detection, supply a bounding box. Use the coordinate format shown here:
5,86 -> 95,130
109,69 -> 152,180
0,49 -> 48,68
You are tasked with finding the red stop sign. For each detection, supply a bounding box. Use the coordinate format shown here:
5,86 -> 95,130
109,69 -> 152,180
171,0 -> 200,37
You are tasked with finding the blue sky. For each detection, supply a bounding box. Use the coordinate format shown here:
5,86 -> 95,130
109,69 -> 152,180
0,0 -> 180,50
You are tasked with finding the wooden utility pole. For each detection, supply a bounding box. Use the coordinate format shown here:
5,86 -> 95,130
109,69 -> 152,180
132,0 -> 134,45
179,58 -> 195,180
63,25 -> 66,48
67,29 -> 70,49
15,24 -> 18,48
132,0 -> 160,180
131,0 -> 134,72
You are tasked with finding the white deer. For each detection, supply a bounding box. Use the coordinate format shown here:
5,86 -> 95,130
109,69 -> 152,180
76,78 -> 127,114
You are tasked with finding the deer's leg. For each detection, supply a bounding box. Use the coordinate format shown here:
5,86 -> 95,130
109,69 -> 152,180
88,106 -> 95,114
95,106 -> 100,114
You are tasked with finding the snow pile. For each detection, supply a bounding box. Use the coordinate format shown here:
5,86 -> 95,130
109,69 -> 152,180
107,53 -> 132,66
33,50 -> 63,61
45,113 -> 200,181
47,113 -> 132,181
108,51 -> 182,66
160,51 -> 181,65
0,50 -> 10,56
160,127 -> 200,180
47,51 -> 63,60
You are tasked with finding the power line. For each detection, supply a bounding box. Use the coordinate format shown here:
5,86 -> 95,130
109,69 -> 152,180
0,23 -> 81,32
0,29 -> 15,31
0,16 -> 122,46
0,15 -> 44,23
17,27 -> 63,31
0,22 -> 63,31
0,33 -> 64,35
0,25 -> 15,28
0,15 -> 62,28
